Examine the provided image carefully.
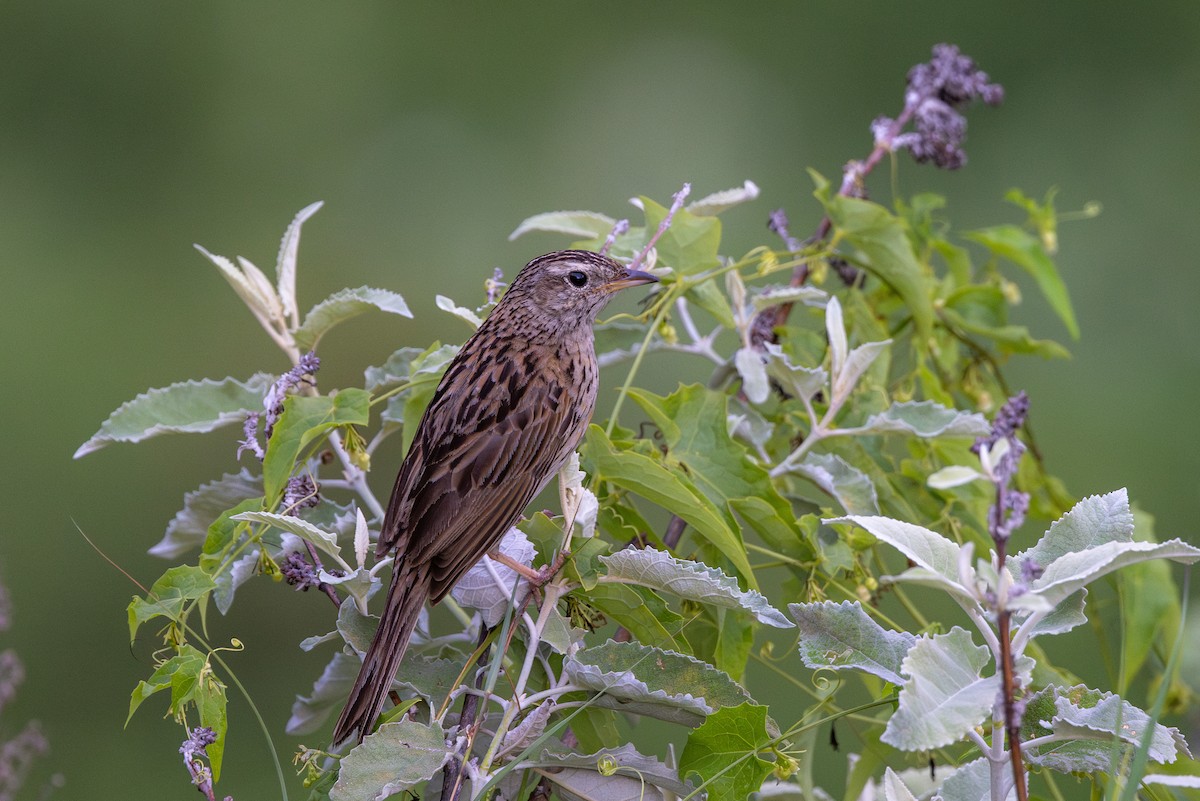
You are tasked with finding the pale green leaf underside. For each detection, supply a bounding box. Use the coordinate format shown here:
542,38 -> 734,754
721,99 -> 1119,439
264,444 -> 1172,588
854,400 -> 989,438
789,600 -> 917,685
329,720 -> 451,801
508,209 -> 616,241
231,510 -> 342,563
599,548 -> 792,628
564,640 -> 755,727
150,470 -> 262,559
294,286 -> 412,351
75,373 -> 273,458
882,627 -> 994,750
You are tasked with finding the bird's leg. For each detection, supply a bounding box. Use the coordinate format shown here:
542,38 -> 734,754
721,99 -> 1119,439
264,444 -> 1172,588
487,549 -> 572,606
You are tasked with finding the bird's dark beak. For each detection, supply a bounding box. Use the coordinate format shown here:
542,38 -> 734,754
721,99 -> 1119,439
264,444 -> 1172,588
604,268 -> 659,292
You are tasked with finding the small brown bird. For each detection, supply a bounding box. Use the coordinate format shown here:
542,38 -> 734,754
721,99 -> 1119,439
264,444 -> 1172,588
333,250 -> 657,744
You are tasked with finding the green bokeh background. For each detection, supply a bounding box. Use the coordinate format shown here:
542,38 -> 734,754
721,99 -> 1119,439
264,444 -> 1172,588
2,2 -> 1198,798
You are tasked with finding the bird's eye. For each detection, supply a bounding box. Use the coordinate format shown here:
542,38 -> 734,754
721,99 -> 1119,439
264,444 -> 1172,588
567,270 -> 588,287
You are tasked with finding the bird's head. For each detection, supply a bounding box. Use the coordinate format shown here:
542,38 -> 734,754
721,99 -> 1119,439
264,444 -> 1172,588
503,250 -> 658,328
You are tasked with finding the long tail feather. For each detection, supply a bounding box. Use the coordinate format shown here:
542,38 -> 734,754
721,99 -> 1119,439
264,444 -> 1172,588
332,559 -> 430,745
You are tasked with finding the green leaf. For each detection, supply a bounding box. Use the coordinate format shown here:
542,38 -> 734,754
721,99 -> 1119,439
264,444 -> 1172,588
434,294 -> 483,329
679,703 -> 775,801
231,510 -> 344,565
789,600 -> 917,685
1022,685 -> 1192,773
627,385 -> 809,580
363,347 -> 424,393
939,306 -> 1070,360
852,400 -> 989,438
966,224 -> 1079,339
399,343 -> 458,453
764,343 -> 828,402
1029,537 -> 1200,607
128,645 -> 206,724
793,453 -> 879,515
823,195 -> 933,342
274,201 -> 323,325
128,566 -> 216,641
1015,489 -> 1133,575
508,209 -> 617,241
828,515 -> 969,601
881,628 -> 994,751
581,425 -> 756,587
585,583 -> 687,653
641,197 -> 721,274
685,278 -> 737,329
564,640 -> 756,728
935,758 -> 1002,801
293,286 -> 412,351
1119,508 -> 1182,687
330,720 -> 451,801
127,642 -> 228,780
262,388 -> 370,502
75,374 -> 273,458
151,471 -> 262,559
599,548 -> 792,627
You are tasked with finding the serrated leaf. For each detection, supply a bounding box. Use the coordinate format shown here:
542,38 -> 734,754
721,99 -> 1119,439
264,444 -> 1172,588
934,757 -> 1011,801
853,401 -> 989,438
882,767 -> 920,801
231,510 -> 344,565
764,343 -> 828,401
521,744 -> 696,799
330,719 -> 451,801
127,566 -> 216,641
600,548 -> 792,628
150,471 -> 263,558
276,201 -> 323,325
680,703 -> 775,801
882,628 -> 994,751
1037,685 -> 1191,765
565,640 -> 755,727
293,287 -> 412,351
363,347 -> 423,393
794,452 -> 880,515
75,374 -> 273,458
1015,489 -> 1133,576
434,294 -> 483,329
1024,590 -> 1088,637
261,388 -> 370,502
789,601 -> 917,685
686,179 -> 760,216
508,209 -> 617,241
1030,538 -> 1200,607
965,224 -> 1078,339
823,195 -> 934,342
828,515 -> 969,600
